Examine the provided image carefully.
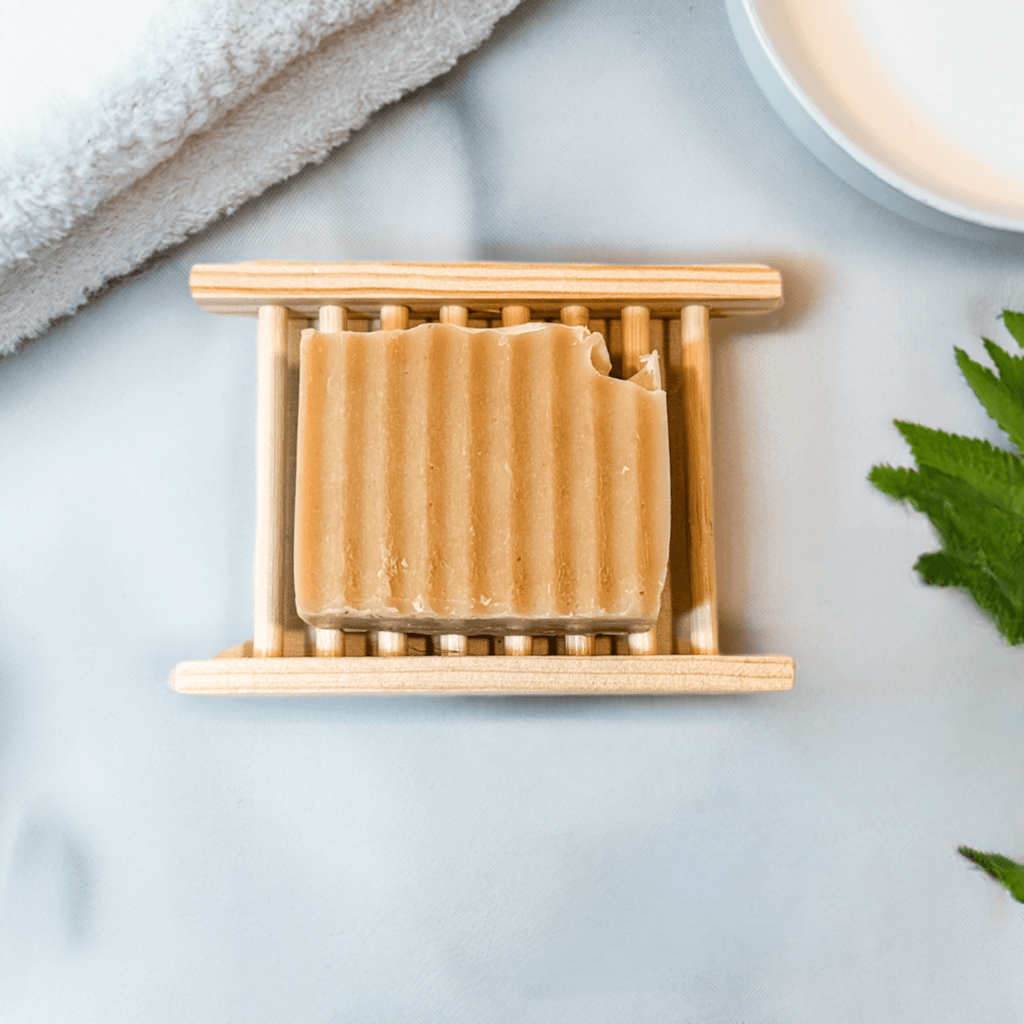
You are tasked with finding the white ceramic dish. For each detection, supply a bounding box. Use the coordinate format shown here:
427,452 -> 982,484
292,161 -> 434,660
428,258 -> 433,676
726,0 -> 1024,242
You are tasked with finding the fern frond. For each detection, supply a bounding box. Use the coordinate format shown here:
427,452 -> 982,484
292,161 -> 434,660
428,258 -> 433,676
959,846 -> 1024,901
893,421 -> 1024,514
982,338 -> 1024,409
916,552 -> 1024,644
869,316 -> 1024,645
1000,310 -> 1024,350
956,347 -> 1024,453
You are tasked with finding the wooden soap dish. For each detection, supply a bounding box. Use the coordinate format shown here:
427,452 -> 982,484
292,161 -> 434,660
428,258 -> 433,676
170,261 -> 795,695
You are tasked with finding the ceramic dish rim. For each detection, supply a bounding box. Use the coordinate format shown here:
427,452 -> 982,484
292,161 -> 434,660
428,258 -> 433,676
726,0 -> 1024,239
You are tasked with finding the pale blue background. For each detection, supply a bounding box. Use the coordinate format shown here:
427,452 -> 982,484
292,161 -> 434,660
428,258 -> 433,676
2,0 -> 1024,1020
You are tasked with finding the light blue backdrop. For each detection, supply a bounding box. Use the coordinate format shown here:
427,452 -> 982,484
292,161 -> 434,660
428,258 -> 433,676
2,0 -> 1023,1019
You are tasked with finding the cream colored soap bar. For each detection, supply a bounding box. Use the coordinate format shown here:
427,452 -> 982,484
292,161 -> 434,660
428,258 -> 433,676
294,322 -> 670,635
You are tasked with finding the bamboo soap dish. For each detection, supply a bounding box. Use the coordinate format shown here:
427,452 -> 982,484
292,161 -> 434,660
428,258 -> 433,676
170,260 -> 795,695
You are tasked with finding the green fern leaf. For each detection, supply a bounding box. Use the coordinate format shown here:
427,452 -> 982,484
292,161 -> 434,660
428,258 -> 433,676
867,463 -> 919,501
916,552 -> 1024,645
955,347 -> 1024,453
1000,310 -> 1024,349
869,314 -> 1024,645
959,846 -> 1024,902
893,422 -> 1024,514
982,338 -> 1024,409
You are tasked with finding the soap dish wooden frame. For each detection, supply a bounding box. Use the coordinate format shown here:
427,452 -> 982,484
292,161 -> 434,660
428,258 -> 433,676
170,260 -> 794,695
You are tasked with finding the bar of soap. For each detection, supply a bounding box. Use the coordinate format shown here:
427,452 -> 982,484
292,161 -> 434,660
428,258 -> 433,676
294,322 -> 670,635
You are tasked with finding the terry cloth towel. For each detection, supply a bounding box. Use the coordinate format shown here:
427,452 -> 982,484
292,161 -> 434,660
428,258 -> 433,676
0,0 -> 520,355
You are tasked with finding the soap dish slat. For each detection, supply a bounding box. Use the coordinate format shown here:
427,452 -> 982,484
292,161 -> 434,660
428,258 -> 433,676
170,260 -> 794,695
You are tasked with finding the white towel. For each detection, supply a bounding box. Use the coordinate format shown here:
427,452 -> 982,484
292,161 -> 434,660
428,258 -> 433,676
0,0 -> 520,355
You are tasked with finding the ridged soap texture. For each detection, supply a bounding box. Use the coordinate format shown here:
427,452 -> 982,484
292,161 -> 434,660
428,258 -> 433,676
294,322 -> 670,634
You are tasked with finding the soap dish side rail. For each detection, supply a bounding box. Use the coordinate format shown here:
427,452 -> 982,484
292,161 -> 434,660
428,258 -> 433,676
171,260 -> 794,695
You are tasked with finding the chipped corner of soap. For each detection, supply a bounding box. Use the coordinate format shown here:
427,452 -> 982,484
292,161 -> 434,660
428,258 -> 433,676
628,349 -> 662,392
586,328 -> 613,377
300,326 -> 322,352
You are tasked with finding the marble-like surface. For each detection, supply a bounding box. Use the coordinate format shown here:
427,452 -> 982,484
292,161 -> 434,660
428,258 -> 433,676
2,0 -> 1023,1019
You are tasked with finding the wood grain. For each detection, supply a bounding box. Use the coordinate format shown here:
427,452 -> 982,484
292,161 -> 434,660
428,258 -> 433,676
313,303 -> 348,657
681,304 -> 718,655
318,305 -> 347,332
439,305 -> 469,326
621,305 -> 651,379
283,316 -> 313,657
662,318 -> 692,654
253,305 -> 289,657
564,635 -> 594,656
435,634 -> 468,656
503,635 -> 533,656
501,305 -> 531,326
314,629 -> 345,657
559,304 -> 589,327
649,318 -> 675,655
171,651 -> 795,695
380,305 -> 409,330
182,261 -> 788,693
620,306 -> 658,656
190,261 -> 783,318
371,631 -> 407,657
